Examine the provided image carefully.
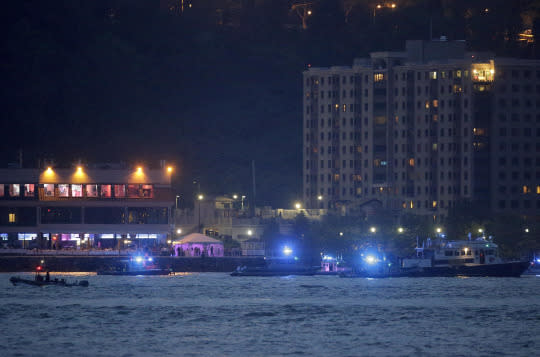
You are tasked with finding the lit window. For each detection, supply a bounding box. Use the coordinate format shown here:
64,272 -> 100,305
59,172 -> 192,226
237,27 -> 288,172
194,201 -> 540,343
141,185 -> 153,198
523,186 -> 530,194
409,158 -> 415,167
101,185 -> 112,198
432,100 -> 438,107
127,184 -> 141,198
9,213 -> 16,223
409,200 -> 414,208
44,184 -> 54,197
375,116 -> 386,125
58,184 -> 69,197
374,73 -> 384,82
114,185 -> 126,198
432,201 -> 437,208
24,184 -> 35,197
429,71 -> 437,79
0,184 -> 4,197
425,101 -> 430,109
9,184 -> 20,197
537,186 -> 540,194
86,184 -> 98,197
71,184 -> 83,197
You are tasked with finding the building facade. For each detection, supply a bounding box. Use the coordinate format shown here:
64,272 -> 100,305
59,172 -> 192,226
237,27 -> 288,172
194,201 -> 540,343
303,39 -> 540,217
0,164 -> 174,249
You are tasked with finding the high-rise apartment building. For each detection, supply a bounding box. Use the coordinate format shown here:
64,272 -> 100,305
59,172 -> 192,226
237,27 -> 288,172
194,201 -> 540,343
303,39 -> 540,217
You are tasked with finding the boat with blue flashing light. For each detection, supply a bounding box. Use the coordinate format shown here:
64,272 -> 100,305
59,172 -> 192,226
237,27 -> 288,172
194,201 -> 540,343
231,257 -> 318,276
231,245 -> 318,276
341,236 -> 531,278
524,253 -> 540,275
97,255 -> 172,276
316,254 -> 352,275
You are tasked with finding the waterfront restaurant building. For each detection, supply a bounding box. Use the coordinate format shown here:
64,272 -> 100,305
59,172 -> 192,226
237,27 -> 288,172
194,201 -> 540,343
303,39 -> 540,217
0,163 -> 174,250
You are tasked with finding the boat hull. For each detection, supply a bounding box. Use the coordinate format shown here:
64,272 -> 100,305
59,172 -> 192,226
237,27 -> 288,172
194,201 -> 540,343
10,276 -> 89,287
230,267 -> 318,277
341,261 -> 531,278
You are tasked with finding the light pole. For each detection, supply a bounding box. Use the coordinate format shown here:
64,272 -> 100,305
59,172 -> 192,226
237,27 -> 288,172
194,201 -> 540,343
175,195 -> 180,209
197,194 -> 203,233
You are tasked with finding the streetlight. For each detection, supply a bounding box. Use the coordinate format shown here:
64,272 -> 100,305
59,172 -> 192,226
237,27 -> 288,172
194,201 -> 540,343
317,195 -> 323,200
398,227 -> 404,233
373,2 -> 397,23
339,232 -> 344,236
525,228 -> 530,233
176,228 -> 182,235
295,202 -> 302,210
370,227 -> 377,233
436,227 -> 442,234
247,230 -> 252,236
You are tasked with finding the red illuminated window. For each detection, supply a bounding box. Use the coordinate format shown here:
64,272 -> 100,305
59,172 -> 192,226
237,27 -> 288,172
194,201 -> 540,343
142,185 -> 153,198
44,184 -> 54,197
127,184 -> 140,198
24,184 -> 35,197
71,184 -> 83,197
58,184 -> 69,197
114,185 -> 126,198
100,185 -> 111,198
86,184 -> 98,197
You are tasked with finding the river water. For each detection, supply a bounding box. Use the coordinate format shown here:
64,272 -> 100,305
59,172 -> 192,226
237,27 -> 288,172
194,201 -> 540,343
1,272 -> 539,357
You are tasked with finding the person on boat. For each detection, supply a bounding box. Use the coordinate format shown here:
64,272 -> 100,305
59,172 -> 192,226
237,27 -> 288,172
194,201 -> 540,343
46,271 -> 50,282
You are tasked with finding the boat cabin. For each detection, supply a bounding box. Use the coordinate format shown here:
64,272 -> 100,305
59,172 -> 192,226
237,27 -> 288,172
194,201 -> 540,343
403,238 -> 502,268
320,255 -> 351,273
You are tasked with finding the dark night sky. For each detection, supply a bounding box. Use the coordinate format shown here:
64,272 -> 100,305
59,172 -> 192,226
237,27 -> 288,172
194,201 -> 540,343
1,0 -> 306,207
1,0 -> 535,207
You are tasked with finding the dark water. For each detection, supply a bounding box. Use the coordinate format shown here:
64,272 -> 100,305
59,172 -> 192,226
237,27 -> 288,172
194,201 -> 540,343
1,272 -> 539,356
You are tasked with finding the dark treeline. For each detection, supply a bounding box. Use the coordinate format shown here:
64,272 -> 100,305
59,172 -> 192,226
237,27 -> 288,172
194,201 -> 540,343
2,0 -> 539,207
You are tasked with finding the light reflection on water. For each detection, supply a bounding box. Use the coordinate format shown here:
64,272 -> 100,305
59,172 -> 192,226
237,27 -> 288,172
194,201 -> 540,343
1,273 -> 539,357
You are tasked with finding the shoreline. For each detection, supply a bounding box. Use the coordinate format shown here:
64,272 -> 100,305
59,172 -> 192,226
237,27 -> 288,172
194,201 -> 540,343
0,255 -> 264,273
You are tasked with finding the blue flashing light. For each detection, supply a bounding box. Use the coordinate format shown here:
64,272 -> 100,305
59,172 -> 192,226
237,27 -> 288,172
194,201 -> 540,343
365,255 -> 377,264
148,257 -> 153,262
536,258 -> 540,264
283,246 -> 293,256
135,256 -> 143,263
322,255 -> 334,261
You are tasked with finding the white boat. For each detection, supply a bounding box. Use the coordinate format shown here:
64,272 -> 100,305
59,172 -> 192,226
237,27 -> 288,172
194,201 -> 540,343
399,236 -> 530,277
342,236 -> 530,278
